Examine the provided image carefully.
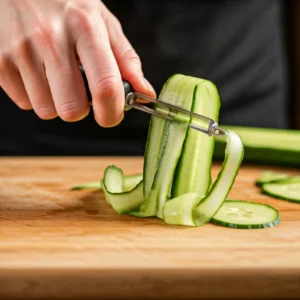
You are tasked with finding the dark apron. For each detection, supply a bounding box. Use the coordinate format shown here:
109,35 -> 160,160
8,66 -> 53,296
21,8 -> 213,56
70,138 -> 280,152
0,0 -> 289,155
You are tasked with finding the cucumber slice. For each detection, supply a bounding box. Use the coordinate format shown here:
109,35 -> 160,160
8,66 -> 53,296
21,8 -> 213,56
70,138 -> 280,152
163,193 -> 200,226
143,74 -> 186,200
262,182 -> 300,203
211,200 -> 280,229
70,174 -> 143,191
271,176 -> 300,184
172,80 -> 220,198
70,181 -> 101,190
140,76 -> 199,217
163,130 -> 244,227
193,130 -> 244,226
102,166 -> 144,214
255,171 -> 289,186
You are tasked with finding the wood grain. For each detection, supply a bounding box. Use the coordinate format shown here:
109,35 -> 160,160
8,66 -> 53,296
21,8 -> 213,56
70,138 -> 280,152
1,157 -> 300,300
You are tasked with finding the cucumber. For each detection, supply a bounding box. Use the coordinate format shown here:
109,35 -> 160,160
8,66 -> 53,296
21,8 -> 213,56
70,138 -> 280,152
140,76 -> 200,218
255,171 -> 289,186
172,81 -> 220,198
102,166 -> 144,213
70,181 -> 101,190
214,125 -> 300,168
261,182 -> 300,203
210,200 -> 280,229
142,74 -> 185,200
162,130 -> 244,227
163,193 -> 200,226
90,73 -> 279,230
70,174 -> 143,191
193,130 -> 244,226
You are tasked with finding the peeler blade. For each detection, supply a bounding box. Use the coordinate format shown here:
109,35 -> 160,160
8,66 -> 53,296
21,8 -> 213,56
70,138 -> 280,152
125,92 -> 227,137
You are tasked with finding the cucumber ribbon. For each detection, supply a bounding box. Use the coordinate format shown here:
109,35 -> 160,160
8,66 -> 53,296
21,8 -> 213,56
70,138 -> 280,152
100,74 -> 245,226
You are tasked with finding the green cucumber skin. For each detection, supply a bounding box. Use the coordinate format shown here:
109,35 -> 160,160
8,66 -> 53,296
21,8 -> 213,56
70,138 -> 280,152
70,181 -> 101,190
172,80 -> 220,198
103,180 -> 144,214
214,125 -> 300,168
210,200 -> 281,229
70,174 -> 143,191
140,75 -> 196,217
211,216 -> 281,229
102,165 -> 144,214
261,183 -> 300,203
255,171 -> 289,187
143,74 -> 183,199
193,130 -> 244,226
150,77 -> 202,218
162,193 -> 200,226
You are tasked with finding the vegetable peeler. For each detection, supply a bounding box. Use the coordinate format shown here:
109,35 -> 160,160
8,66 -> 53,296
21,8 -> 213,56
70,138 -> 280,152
80,66 -> 226,137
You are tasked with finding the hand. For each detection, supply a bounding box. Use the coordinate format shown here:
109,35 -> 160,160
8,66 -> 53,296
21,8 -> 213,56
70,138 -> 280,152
0,0 -> 156,127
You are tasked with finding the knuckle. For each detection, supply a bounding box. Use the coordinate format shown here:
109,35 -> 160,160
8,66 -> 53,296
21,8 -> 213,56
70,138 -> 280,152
121,48 -> 141,64
58,99 -> 88,121
10,38 -> 31,61
32,25 -> 63,64
65,1 -> 93,32
108,17 -> 122,33
93,75 -> 119,101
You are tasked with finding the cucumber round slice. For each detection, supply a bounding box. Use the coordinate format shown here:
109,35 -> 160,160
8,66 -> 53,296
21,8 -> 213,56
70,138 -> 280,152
255,171 -> 289,186
262,182 -> 300,203
211,200 -> 280,229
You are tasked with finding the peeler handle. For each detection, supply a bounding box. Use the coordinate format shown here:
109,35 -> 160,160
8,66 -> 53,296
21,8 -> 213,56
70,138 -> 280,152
79,65 -> 134,103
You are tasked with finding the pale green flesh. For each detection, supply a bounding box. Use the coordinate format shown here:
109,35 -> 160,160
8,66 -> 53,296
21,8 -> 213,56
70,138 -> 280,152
163,193 -> 200,226
143,74 -> 185,199
193,130 -> 244,226
212,201 -> 279,226
162,130 -> 244,226
256,171 -> 289,186
104,181 -> 144,214
262,182 -> 300,202
70,174 -> 142,191
140,75 -> 196,217
149,78 -> 201,218
172,81 -> 220,198
70,181 -> 101,190
123,175 -> 143,191
102,166 -> 144,214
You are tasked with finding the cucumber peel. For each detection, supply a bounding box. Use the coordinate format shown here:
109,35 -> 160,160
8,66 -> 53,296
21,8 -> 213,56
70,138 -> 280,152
102,166 -> 144,213
70,174 -> 143,191
70,181 -> 101,191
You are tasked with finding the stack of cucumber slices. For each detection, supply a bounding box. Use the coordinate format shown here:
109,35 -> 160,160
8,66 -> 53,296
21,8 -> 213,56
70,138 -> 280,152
71,74 -> 282,229
256,171 -> 300,203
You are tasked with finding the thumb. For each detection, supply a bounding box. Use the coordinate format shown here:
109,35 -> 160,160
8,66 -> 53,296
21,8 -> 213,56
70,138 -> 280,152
101,6 -> 156,98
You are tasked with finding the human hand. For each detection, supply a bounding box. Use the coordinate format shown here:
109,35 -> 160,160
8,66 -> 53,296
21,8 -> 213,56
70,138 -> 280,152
0,0 -> 156,127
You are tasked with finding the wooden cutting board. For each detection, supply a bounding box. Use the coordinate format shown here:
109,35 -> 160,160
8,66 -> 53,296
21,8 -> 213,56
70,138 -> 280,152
1,157 -> 300,300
